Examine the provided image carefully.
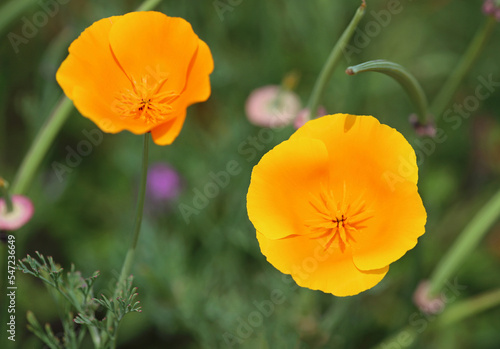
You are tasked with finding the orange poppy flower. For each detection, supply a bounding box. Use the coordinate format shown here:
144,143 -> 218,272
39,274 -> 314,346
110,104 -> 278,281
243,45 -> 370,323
56,11 -> 213,145
247,114 -> 426,296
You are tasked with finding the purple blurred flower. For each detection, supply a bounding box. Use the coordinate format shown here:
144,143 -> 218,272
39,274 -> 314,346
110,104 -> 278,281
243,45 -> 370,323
245,85 -> 301,128
0,195 -> 34,231
147,163 -> 181,203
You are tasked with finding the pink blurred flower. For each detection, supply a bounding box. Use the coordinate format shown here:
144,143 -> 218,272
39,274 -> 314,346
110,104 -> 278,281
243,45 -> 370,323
409,114 -> 437,137
294,106 -> 327,129
413,280 -> 445,315
0,195 -> 34,231
245,85 -> 301,128
483,0 -> 500,20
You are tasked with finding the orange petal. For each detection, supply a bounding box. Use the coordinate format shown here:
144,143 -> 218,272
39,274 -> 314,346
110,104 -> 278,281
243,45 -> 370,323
150,109 -> 187,145
257,231 -> 389,296
72,87 -> 152,134
108,12 -> 199,94
150,39 -> 213,145
247,137 -> 330,240
293,114 -> 419,185
292,114 -> 426,270
56,16 -> 151,133
179,39 -> 214,107
351,180 -> 427,270
56,16 -> 129,106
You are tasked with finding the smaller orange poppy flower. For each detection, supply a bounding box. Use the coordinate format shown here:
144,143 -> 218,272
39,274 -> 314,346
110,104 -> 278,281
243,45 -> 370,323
247,114 -> 427,296
56,11 -> 214,145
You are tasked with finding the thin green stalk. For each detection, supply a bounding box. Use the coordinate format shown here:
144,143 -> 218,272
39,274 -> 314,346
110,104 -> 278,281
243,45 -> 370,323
428,188 -> 500,297
0,179 -> 13,212
373,288 -> 500,349
127,133 -> 149,253
438,288 -> 500,328
136,0 -> 163,12
50,281 -> 102,347
306,1 -> 366,119
346,60 -> 430,125
431,17 -> 497,120
372,325 -> 417,349
0,0 -> 38,35
107,133 -> 149,348
11,96 -> 73,195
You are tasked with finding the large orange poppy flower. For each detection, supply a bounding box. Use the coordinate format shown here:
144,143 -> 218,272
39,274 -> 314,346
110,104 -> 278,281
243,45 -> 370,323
56,11 -> 213,145
247,114 -> 426,296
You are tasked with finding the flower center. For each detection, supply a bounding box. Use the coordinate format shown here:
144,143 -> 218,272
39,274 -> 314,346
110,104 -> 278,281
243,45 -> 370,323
305,184 -> 373,252
113,75 -> 179,125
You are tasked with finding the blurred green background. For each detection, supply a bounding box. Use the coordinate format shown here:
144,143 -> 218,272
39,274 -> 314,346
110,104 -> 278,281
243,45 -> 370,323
1,0 -> 500,348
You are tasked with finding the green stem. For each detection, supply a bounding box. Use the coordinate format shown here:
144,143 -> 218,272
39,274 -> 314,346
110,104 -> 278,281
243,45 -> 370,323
88,321 -> 102,347
0,0 -> 38,35
372,325 -> 417,349
428,188 -> 500,297
135,0 -> 163,12
437,288 -> 500,328
49,281 -> 102,347
431,17 -> 497,120
11,96 -> 73,195
0,181 -> 13,212
107,133 -> 149,348
346,60 -> 429,125
373,288 -> 500,349
128,133 -> 149,252
306,0 -> 366,119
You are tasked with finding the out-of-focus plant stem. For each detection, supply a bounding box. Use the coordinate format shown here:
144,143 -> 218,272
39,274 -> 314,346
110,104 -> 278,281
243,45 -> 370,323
306,0 -> 366,121
0,0 -> 38,35
0,179 -> 13,212
373,288 -> 500,349
136,0 -> 163,12
431,17 -> 497,120
437,288 -> 500,327
428,188 -> 500,297
11,96 -> 73,195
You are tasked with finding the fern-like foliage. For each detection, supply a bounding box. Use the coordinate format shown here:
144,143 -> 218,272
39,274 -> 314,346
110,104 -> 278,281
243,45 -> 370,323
17,252 -> 142,349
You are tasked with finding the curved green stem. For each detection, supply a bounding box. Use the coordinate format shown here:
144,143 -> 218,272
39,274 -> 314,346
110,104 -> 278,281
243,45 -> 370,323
428,188 -> 500,297
136,0 -> 163,12
431,17 -> 497,120
11,96 -> 73,195
346,60 -> 430,125
306,1 -> 366,119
